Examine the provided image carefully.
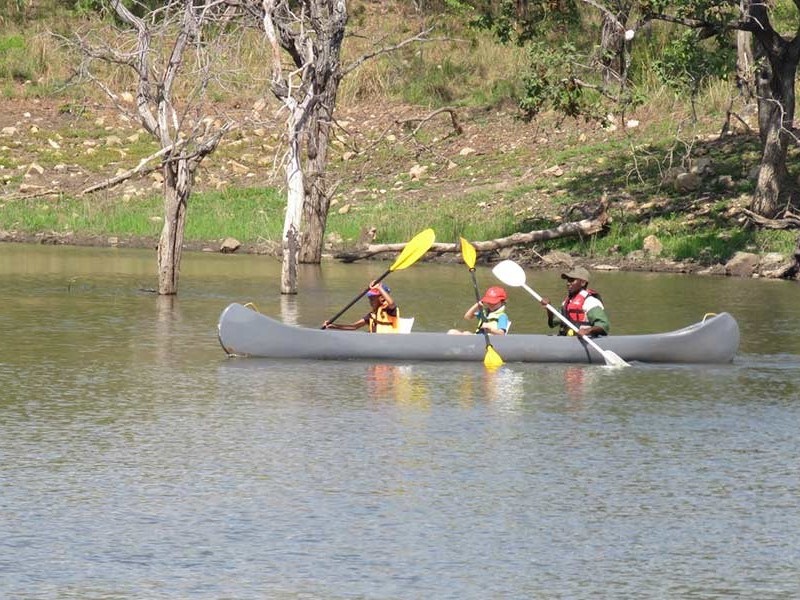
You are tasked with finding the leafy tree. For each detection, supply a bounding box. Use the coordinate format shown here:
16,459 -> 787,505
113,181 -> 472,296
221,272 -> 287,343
642,0 -> 800,218
453,0 -> 638,122
454,0 -> 800,219
652,29 -> 735,119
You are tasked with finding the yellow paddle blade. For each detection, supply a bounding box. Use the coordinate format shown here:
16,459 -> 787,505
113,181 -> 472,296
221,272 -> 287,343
484,344 -> 504,368
390,228 -> 436,272
459,237 -> 477,269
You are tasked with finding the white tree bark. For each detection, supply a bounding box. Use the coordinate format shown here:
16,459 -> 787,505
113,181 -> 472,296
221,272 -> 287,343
262,0 -> 317,294
282,108 -> 306,294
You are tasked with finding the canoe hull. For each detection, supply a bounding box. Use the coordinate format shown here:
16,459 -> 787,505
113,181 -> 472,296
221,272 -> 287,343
217,303 -> 740,365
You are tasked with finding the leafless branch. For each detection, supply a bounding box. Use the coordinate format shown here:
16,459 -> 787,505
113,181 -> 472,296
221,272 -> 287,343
396,107 -> 464,140
342,26 -> 438,76
81,144 -> 179,195
741,207 -> 800,229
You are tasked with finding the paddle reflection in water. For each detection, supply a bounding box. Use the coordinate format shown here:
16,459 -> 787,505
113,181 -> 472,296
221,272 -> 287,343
455,367 -> 526,411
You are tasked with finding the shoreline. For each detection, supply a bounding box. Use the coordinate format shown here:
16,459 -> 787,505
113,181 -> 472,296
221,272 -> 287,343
4,229 -> 795,280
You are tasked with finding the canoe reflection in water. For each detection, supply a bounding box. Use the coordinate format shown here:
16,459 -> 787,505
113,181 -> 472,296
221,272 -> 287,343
367,364 -> 429,407
366,365 -> 525,409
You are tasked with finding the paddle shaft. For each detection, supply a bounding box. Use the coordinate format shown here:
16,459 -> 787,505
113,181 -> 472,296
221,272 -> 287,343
470,268 -> 497,341
519,282 -> 614,359
323,269 -> 390,327
322,228 -> 435,329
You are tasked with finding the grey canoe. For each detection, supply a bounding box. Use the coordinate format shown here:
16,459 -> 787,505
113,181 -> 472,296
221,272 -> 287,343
217,303 -> 740,365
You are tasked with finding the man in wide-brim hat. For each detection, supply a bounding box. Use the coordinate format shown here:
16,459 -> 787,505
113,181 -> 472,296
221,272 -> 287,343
540,266 -> 609,337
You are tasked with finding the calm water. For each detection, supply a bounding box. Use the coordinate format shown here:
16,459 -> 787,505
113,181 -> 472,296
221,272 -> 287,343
1,243 -> 799,599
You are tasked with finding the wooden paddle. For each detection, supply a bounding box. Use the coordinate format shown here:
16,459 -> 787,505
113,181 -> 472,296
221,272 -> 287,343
492,259 -> 629,367
323,228 -> 436,328
459,237 -> 504,368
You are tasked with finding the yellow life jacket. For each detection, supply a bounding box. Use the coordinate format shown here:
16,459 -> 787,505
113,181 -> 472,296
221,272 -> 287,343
370,305 -> 399,333
475,305 -> 506,334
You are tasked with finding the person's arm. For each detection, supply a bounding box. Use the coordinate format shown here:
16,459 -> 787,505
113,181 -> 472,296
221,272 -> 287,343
322,317 -> 367,330
369,281 -> 396,310
540,297 -> 559,329
463,301 -> 481,320
579,303 -> 609,336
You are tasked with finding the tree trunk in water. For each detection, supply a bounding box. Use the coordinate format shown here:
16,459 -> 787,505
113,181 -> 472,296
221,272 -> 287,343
281,114 -> 305,294
297,0 -> 346,265
157,159 -> 191,295
281,223 -> 300,294
299,86 -> 337,264
751,55 -> 797,218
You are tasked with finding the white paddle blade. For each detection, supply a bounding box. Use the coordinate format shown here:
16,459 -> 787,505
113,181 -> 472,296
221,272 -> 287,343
602,350 -> 629,367
492,260 -> 526,287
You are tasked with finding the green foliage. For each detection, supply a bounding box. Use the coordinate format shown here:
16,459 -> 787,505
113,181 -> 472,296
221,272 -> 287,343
769,0 -> 800,35
0,35 -> 24,53
0,34 -> 34,82
652,30 -> 735,98
0,34 -> 42,83
70,0 -> 103,16
461,0 -> 580,46
548,218 -> 762,265
519,40 -> 607,123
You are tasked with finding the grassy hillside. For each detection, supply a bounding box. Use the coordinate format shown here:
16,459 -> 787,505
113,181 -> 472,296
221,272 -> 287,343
0,0 -> 797,269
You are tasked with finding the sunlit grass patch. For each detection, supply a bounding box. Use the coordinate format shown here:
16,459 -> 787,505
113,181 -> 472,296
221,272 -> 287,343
0,186 -> 288,241
186,187 -> 286,241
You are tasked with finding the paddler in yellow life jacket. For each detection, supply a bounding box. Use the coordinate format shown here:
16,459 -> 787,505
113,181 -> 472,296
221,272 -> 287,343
322,281 -> 400,333
540,266 -> 609,337
448,286 -> 510,335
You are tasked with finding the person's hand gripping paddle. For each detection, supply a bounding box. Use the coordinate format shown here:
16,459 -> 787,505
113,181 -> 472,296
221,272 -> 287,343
492,259 -> 628,367
460,237 -> 504,368
322,228 -> 436,328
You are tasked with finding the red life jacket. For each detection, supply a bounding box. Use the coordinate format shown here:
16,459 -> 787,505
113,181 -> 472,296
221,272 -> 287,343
562,289 -> 601,329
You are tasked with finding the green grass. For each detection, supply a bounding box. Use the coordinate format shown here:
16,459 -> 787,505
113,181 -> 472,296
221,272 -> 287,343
545,214 -> 796,265
0,187 -> 288,241
327,193 -> 520,244
0,184 -> 523,245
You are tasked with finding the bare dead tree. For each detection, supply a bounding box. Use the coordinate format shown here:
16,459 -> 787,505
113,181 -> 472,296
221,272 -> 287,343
242,0 -> 436,294
72,0 -> 235,295
257,0 -> 346,294
735,0 -> 755,103
583,0 -> 634,88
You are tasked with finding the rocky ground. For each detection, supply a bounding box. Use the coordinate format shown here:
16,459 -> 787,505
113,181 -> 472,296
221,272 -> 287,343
1,95 -> 797,279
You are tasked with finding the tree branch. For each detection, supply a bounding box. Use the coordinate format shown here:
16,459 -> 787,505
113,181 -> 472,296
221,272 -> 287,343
81,144 -> 178,195
342,26 -> 437,76
396,107 -> 464,139
334,208 -> 610,262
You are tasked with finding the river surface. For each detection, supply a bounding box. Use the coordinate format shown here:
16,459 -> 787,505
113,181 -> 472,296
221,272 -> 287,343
1,243 -> 798,599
